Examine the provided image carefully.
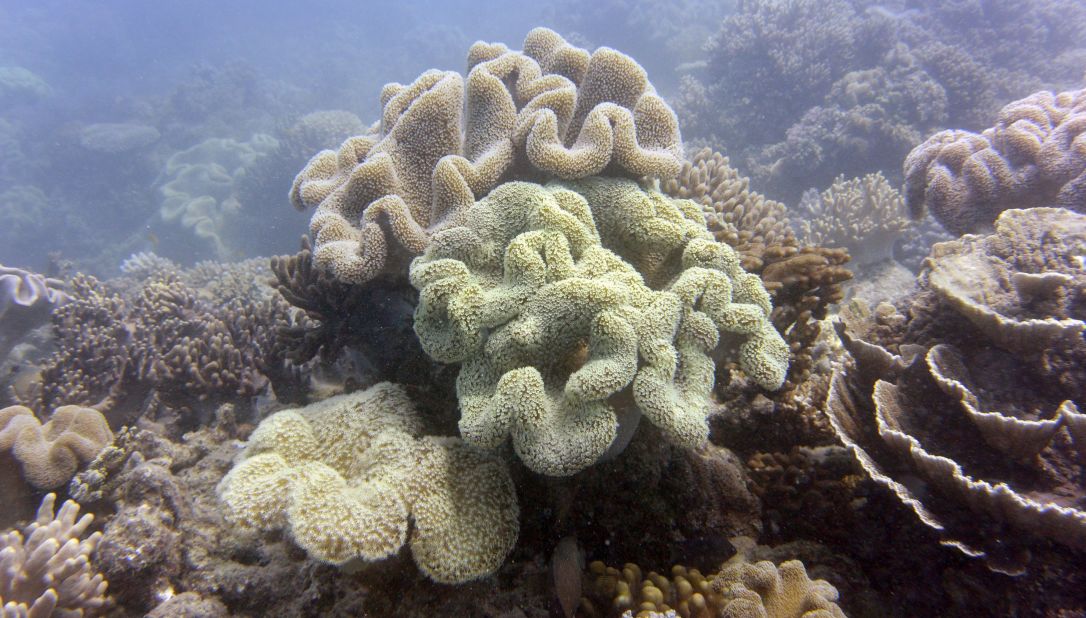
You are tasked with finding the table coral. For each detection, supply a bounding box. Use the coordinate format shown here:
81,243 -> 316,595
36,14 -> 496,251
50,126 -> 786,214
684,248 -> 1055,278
217,383 -> 519,584
826,207 -> 1086,574
904,87 -> 1086,235
0,493 -> 109,616
290,27 -> 683,284
0,404 -> 113,490
410,178 -> 788,476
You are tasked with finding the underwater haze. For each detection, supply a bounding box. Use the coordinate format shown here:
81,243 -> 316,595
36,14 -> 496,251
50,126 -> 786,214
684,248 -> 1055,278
1,1 -> 1085,616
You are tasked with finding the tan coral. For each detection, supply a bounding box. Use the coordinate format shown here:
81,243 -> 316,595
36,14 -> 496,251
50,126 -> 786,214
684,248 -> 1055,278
904,87 -> 1086,234
0,405 -> 113,490
797,172 -> 910,268
290,27 -> 683,284
217,383 -> 519,584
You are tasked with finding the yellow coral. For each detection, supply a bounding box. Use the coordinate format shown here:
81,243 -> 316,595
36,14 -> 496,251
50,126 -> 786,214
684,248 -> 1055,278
411,179 -> 788,476
216,383 -> 518,584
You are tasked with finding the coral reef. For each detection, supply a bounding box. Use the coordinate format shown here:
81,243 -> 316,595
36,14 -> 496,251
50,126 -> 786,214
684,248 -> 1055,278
410,178 -> 788,476
0,264 -> 67,361
581,552 -> 846,618
77,123 -> 160,154
35,263 -> 301,418
0,493 -> 109,616
217,383 -> 519,584
904,87 -> 1086,235
158,134 -> 279,259
796,173 -> 911,268
826,207 -> 1086,574
290,27 -> 683,284
0,66 -> 51,106
0,404 -> 113,490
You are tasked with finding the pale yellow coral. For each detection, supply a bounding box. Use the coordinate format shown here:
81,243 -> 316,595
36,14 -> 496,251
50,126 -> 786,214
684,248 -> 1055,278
290,27 -> 683,284
216,383 -> 518,583
0,405 -> 113,490
410,179 -> 788,476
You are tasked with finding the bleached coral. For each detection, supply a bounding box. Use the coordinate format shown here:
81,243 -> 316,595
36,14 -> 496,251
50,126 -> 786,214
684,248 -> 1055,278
290,27 -> 683,284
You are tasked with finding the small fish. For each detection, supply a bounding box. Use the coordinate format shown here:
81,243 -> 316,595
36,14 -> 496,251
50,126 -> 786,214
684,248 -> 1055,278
145,229 -> 160,250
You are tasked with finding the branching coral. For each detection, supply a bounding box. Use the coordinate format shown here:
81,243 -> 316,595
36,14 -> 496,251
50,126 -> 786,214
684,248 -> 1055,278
826,207 -> 1086,574
410,178 -> 788,476
904,87 -> 1086,235
0,404 -> 113,490
0,493 -> 109,616
290,27 -> 683,284
796,173 -> 911,268
217,383 -> 519,584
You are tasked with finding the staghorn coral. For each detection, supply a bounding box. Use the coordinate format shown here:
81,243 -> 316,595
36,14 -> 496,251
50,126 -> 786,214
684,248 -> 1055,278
903,87 -> 1086,235
662,148 -> 798,273
581,554 -> 846,618
796,173 -> 911,268
217,383 -> 518,584
0,493 -> 109,617
826,207 -> 1086,574
411,178 -> 788,476
291,27 -> 683,284
0,404 -> 113,490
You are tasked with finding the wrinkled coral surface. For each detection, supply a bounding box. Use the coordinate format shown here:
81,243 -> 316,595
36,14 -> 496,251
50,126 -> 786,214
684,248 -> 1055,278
290,27 -> 683,284
217,383 -> 519,584
411,178 -> 788,476
0,405 -> 113,490
904,87 -> 1086,234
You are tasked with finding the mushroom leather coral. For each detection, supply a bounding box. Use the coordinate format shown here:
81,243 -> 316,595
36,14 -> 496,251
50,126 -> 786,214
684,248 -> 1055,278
411,178 -> 788,476
0,405 -> 113,490
290,27 -> 683,284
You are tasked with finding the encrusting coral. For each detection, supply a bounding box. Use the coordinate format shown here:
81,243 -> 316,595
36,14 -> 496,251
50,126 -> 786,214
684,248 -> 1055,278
0,404 -> 113,490
826,207 -> 1086,574
410,178 -> 788,476
0,493 -> 109,617
290,27 -> 683,284
903,87 -> 1086,235
217,382 -> 519,584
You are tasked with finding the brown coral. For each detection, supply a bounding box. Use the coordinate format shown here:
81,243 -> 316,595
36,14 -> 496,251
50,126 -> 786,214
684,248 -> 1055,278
290,27 -> 683,284
826,207 -> 1086,574
903,87 -> 1086,235
0,404 -> 113,489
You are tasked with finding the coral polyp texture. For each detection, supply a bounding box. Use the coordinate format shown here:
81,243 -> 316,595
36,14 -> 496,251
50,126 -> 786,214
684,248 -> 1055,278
581,557 -> 845,618
0,405 -> 113,490
410,178 -> 788,476
904,87 -> 1086,235
796,172 -> 910,268
217,382 -> 519,584
827,207 -> 1086,574
290,27 -> 683,284
0,493 -> 109,617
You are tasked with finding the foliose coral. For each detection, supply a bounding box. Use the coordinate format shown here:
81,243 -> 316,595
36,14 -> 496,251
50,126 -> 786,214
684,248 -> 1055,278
903,87 -> 1086,235
827,207 -> 1086,574
0,493 -> 109,617
0,404 -> 113,490
217,383 -> 519,584
290,27 -> 683,284
410,178 -> 788,476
